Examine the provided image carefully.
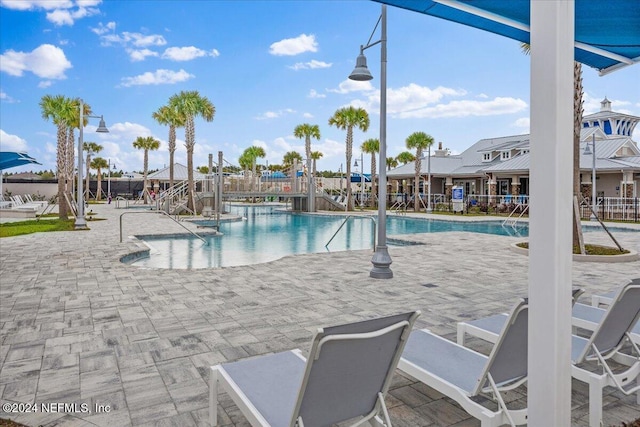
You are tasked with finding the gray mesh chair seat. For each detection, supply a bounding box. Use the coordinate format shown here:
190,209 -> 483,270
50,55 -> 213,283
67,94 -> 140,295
209,311 -> 419,427
399,299 -> 529,427
455,279 -> 640,427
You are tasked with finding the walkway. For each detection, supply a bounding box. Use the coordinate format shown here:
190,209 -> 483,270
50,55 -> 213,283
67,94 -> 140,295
0,203 -> 638,426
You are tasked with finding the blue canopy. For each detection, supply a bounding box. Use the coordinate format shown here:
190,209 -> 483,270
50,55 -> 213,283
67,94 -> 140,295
0,152 -> 41,171
374,0 -> 640,75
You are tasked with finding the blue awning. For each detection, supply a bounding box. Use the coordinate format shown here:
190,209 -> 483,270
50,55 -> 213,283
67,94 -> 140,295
374,0 -> 640,75
0,152 -> 41,171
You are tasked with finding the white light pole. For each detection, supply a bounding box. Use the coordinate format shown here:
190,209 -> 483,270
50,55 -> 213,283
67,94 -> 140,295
426,145 -> 433,213
583,133 -> 597,221
349,4 -> 391,278
76,99 -> 109,229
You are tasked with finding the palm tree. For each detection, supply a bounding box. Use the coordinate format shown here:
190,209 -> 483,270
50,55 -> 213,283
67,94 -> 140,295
405,132 -> 435,212
521,43 -> 584,251
328,106 -> 370,211
152,104 -> 185,190
310,151 -> 323,177
68,98 -> 94,195
387,156 -> 399,170
169,90 -> 215,211
282,151 -> 303,169
396,151 -> 416,165
90,157 -> 109,201
241,146 -> 266,192
39,94 -> 76,219
361,138 -> 379,207
132,136 -> 161,203
293,123 -> 321,209
83,141 -> 103,200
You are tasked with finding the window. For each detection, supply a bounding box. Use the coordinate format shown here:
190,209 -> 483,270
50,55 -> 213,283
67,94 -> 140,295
521,149 -> 529,155
482,153 -> 492,162
501,151 -> 511,160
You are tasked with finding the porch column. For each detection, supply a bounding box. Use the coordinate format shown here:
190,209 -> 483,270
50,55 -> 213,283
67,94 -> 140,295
511,176 -> 520,196
529,1 -> 574,426
622,171 -> 635,198
445,176 -> 453,197
487,174 -> 497,203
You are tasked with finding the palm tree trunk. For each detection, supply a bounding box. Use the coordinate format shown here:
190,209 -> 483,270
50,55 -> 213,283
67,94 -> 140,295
85,154 -> 91,200
414,148 -> 422,212
56,124 -> 68,219
96,168 -> 102,201
186,117 -> 196,212
143,149 -> 149,204
169,125 -> 176,189
573,61 -> 585,252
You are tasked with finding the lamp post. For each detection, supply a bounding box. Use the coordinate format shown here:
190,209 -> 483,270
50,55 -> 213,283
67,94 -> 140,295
583,134 -> 597,221
76,99 -> 109,229
426,145 -> 433,213
349,4 -> 391,279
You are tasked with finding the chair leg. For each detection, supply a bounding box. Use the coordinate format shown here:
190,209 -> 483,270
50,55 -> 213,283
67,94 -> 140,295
209,367 -> 219,427
588,377 -> 603,427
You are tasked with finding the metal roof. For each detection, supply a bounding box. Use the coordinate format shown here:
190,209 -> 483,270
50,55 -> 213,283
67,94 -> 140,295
147,163 -> 205,181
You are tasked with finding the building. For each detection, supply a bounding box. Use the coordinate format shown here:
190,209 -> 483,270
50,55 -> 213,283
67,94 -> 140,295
387,98 -> 640,200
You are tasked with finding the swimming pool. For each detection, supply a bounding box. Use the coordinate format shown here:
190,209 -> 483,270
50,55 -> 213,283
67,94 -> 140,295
127,205 -> 635,269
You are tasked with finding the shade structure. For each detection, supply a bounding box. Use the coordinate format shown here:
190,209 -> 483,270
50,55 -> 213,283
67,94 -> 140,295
371,1 -> 638,425
373,0 -> 640,75
0,151 -> 42,201
0,152 -> 41,171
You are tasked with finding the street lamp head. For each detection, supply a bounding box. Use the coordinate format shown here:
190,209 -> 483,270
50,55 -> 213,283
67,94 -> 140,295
354,159 -> 359,168
96,116 -> 109,133
583,143 -> 592,156
349,50 -> 373,81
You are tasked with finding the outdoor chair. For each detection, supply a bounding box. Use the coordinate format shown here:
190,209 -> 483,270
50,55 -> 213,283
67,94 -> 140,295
455,280 -> 640,427
209,311 -> 420,427
398,299 -> 529,427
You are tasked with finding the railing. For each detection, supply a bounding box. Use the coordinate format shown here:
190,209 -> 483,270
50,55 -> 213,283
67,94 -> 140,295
502,204 -> 530,228
119,210 -> 207,244
325,215 -> 376,251
580,197 -> 639,222
390,200 -> 407,215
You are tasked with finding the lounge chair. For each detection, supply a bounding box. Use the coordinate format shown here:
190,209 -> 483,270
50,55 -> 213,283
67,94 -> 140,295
399,299 -> 529,427
209,311 -> 420,427
455,280 -> 640,427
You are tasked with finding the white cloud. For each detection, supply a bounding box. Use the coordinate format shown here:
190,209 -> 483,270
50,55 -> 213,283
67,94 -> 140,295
308,89 -> 326,99
161,46 -> 219,61
387,84 -> 467,115
0,44 -> 72,79
269,34 -> 317,56
91,21 -> 116,36
127,48 -> 158,62
0,0 -> 73,11
328,79 -> 374,94
46,6 -> 100,26
396,97 -> 528,119
119,69 -> 194,87
254,109 -> 296,120
0,129 -> 28,152
512,117 -> 530,129
99,31 -> 167,48
0,90 -> 17,103
303,112 -> 313,118
38,80 -> 52,88
288,59 -> 332,70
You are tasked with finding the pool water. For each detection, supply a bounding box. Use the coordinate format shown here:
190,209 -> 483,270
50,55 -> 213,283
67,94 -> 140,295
128,205 -> 632,269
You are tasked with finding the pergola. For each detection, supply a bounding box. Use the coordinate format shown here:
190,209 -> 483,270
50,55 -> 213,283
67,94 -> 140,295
373,1 -> 640,425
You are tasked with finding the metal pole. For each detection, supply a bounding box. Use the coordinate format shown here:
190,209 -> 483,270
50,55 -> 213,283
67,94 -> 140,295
590,134 -> 597,221
307,153 -> 314,212
217,151 -> 223,228
360,153 -> 364,209
107,158 -> 111,198
426,145 -> 433,213
370,4 -> 392,279
75,100 -> 87,229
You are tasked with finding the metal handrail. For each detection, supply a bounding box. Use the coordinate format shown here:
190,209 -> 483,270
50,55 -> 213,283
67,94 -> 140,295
119,210 -> 208,245
502,203 -> 529,228
325,215 -> 376,251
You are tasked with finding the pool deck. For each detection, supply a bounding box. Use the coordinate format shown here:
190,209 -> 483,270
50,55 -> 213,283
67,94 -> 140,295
1,203 -> 639,426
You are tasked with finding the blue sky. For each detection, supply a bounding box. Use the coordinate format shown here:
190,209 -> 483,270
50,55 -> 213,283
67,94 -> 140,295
1,0 -> 639,176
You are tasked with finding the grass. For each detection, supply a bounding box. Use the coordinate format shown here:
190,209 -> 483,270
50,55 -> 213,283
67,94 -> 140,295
0,218 -> 75,238
516,242 -> 630,255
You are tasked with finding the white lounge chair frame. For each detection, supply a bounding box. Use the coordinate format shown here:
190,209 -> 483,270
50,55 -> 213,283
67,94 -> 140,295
399,299 -> 529,427
456,280 -> 640,427
209,311 -> 419,427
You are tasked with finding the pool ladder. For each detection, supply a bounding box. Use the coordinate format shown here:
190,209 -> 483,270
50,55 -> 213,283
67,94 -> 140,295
119,210 -> 208,245
325,215 -> 377,251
